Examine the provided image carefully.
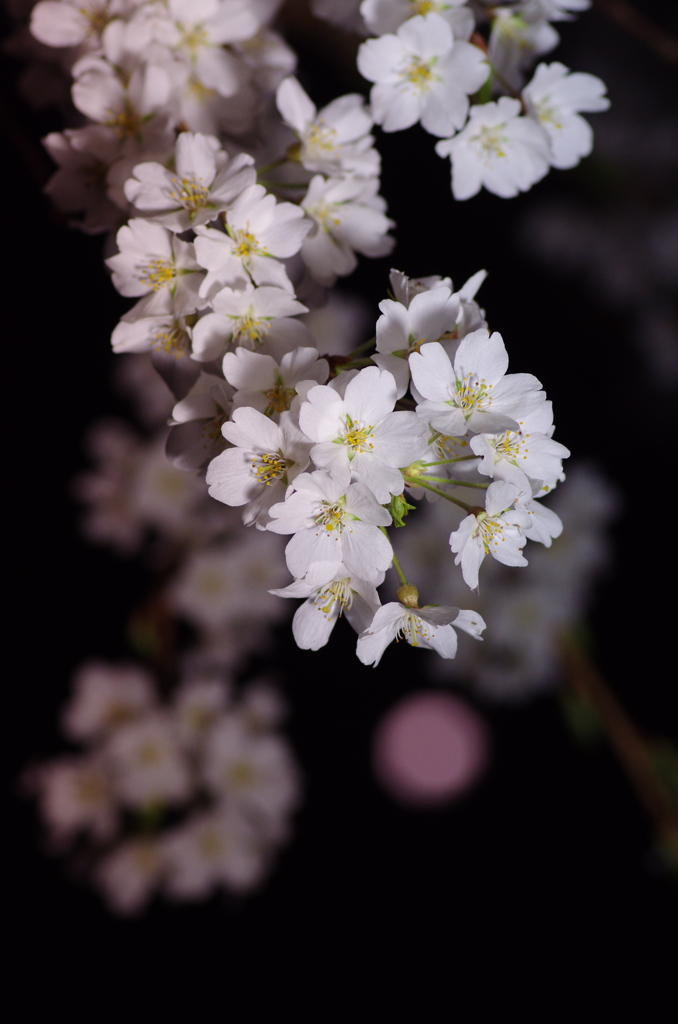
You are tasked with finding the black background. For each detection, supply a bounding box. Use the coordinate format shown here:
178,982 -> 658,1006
3,2 -> 677,1017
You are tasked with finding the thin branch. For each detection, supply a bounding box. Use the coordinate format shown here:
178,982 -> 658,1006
561,635 -> 678,858
591,0 -> 678,64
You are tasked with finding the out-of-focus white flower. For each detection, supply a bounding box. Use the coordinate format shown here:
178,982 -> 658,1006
357,13 -> 488,137
522,61 -> 609,169
357,601 -> 485,666
31,0 -> 130,50
361,0 -> 475,40
202,716 -> 301,824
105,712 -> 192,808
161,808 -> 268,898
96,837 -> 162,915
435,97 -> 551,200
43,127 -> 122,232
488,5 -> 559,93
150,0 -> 262,98
62,661 -> 155,742
125,132 -> 256,231
28,755 -> 118,844
166,373 -> 233,472
168,534 -> 289,632
276,76 -> 379,177
172,675 -> 231,747
271,568 -> 382,650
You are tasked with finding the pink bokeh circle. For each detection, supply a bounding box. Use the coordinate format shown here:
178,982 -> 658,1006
372,691 -> 490,807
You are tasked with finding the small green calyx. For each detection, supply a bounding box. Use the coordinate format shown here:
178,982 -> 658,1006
387,492 -> 416,527
286,141 -> 302,162
401,461 -> 427,479
396,584 -> 420,608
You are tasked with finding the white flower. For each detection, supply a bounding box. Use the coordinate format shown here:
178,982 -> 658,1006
31,0 -> 127,49
300,175 -> 395,287
469,400 -> 568,490
449,480 -> 534,588
517,493 -> 564,546
172,675 -> 231,747
522,61 -> 609,170
224,345 -> 329,420
488,6 -> 559,93
357,602 -> 486,666
151,0 -> 261,98
194,183 -> 311,297
299,366 -> 428,502
111,314 -> 193,356
276,76 -> 380,177
71,26 -> 171,134
435,97 -> 551,200
267,470 -> 393,586
202,716 -> 301,822
270,569 -> 382,650
28,756 -> 118,844
374,284 -> 461,396
357,13 -> 488,137
161,808 -> 267,898
104,712 -> 192,809
410,333 -> 545,435
61,661 -> 155,742
191,285 -> 311,362
43,127 -> 122,233
206,407 -> 311,528
106,218 -> 204,321
95,838 -> 162,915
124,132 -> 256,231
360,0 -> 475,40
166,373 -> 233,472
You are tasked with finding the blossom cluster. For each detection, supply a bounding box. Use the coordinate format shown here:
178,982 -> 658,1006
314,0 -> 610,199
25,2 -> 585,671
26,661 -> 300,914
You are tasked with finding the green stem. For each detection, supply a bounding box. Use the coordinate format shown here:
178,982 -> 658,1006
404,476 -> 474,512
336,357 -> 375,371
256,156 -> 287,176
423,456 -> 478,467
486,58 -> 522,99
446,479 -> 489,489
346,336 -> 376,358
258,179 -> 309,189
410,475 -> 487,488
379,526 -> 408,585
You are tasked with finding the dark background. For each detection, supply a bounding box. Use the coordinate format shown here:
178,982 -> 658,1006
3,2 -> 677,1016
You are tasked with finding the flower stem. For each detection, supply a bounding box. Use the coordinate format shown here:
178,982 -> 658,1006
561,634 -> 678,862
346,336 -> 376,358
412,475 -> 488,488
256,156 -> 287,176
404,476 -> 473,511
423,456 -> 479,466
